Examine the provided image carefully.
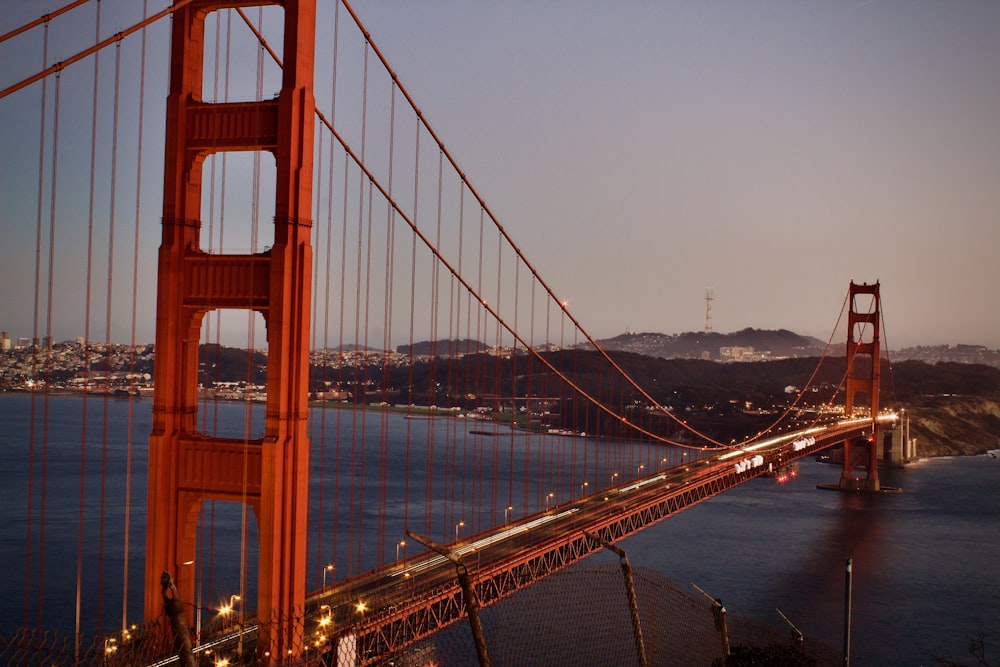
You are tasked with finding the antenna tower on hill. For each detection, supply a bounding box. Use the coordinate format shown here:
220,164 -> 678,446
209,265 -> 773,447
704,288 -> 714,333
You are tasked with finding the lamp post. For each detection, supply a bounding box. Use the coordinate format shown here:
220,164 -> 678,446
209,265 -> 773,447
220,594 -> 240,616
545,492 -> 554,511
455,521 -> 465,542
103,637 -> 117,660
636,463 -> 645,479
611,471 -> 619,486
220,594 -> 240,634
396,540 -> 406,561
660,457 -> 668,470
505,505 -> 513,524
580,481 -> 589,495
323,563 -> 335,589
319,604 -> 332,628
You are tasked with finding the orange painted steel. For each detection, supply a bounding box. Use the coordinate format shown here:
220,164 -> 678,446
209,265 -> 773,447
841,280 -> 882,490
144,1 -> 316,657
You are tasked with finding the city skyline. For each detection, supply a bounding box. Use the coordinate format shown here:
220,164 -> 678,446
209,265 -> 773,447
2,1 -> 999,350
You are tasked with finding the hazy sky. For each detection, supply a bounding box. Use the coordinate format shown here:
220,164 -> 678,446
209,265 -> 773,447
2,1 -> 999,350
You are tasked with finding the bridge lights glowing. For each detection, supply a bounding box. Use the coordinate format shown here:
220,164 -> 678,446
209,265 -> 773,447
319,604 -> 332,628
505,505 -> 513,524
323,563 -> 335,588
455,521 -> 465,541
580,481 -> 589,494
104,637 -> 117,655
636,464 -> 645,479
611,471 -> 619,485
219,594 -> 240,616
545,492 -> 554,510
355,601 -> 368,614
396,540 -> 406,561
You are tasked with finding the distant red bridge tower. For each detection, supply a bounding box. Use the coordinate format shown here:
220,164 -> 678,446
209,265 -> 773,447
840,280 -> 882,491
144,0 -> 316,655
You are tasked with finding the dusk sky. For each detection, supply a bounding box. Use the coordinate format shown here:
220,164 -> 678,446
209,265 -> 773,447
2,1 -> 999,350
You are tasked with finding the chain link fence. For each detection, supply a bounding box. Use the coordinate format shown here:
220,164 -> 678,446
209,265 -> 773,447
388,565 -> 840,667
1,566 -> 840,666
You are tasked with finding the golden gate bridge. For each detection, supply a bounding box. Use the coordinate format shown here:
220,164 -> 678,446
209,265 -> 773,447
1,2 -> 899,664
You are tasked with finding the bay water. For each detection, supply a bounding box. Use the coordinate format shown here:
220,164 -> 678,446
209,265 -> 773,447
0,393 -> 997,666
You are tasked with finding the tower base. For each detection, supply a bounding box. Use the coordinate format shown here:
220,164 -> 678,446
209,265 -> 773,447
817,480 -> 903,494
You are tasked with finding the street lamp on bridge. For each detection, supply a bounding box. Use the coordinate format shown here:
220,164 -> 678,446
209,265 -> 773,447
505,505 -> 513,524
637,464 -> 645,479
545,492 -> 554,511
323,563 -> 335,588
611,471 -> 619,486
455,521 -> 465,542
396,540 -> 406,561
219,594 -> 240,616
581,481 -> 589,495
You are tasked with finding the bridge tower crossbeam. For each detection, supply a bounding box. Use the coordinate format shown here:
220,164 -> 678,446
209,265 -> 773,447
144,0 -> 316,658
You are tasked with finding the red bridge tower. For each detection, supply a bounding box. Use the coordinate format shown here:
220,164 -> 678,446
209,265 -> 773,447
144,0 -> 316,655
840,280 -> 882,491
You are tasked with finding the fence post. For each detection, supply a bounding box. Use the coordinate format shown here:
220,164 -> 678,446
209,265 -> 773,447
583,531 -> 648,667
776,607 -> 804,650
692,582 -> 730,664
160,571 -> 195,667
407,530 -> 491,667
844,558 -> 853,667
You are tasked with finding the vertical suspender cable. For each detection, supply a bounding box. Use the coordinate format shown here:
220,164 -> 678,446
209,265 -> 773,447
236,3 -> 266,623
76,0 -> 102,643
428,149 -> 443,540
456,184 -> 468,524
405,121 -> 418,537
432,150 -> 444,537
195,9 -> 222,633
362,176 -> 376,560
38,68 -> 62,630
352,38 -> 370,573
207,7 -> 235,608
378,81 -> 398,565
311,110 -> 324,589
124,0 -> 150,632
337,150 -> 349,573
95,34 -> 124,636
320,0 -> 340,581
26,17 -> 50,629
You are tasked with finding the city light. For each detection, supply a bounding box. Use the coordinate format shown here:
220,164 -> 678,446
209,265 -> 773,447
323,563 -> 335,588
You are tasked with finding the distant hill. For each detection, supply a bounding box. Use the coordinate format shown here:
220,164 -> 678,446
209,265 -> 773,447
893,344 -> 1000,369
396,338 -> 484,356
587,328 -> 828,361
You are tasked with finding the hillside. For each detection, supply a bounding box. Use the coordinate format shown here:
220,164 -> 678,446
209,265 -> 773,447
588,328 -> 828,360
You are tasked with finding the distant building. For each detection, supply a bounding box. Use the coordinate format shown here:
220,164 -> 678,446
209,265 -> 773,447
1,331 -> 9,351
720,346 -> 755,362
